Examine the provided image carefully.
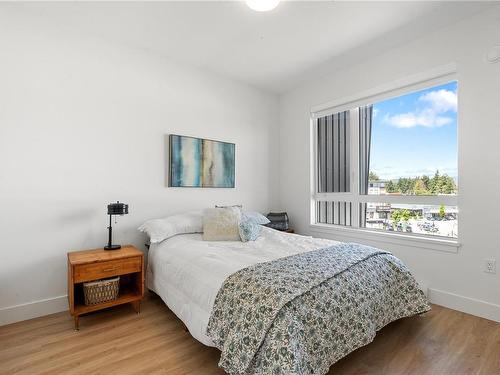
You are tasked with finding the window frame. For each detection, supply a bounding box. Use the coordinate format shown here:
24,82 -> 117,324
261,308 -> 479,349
309,64 -> 460,252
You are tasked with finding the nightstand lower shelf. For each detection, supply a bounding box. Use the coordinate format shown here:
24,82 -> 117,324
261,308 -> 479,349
74,290 -> 142,315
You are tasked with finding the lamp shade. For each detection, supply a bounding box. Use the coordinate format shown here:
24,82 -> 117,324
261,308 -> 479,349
107,201 -> 129,215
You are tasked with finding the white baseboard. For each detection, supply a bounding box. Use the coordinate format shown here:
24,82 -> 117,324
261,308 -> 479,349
428,288 -> 500,323
2,289 -> 499,327
0,295 -> 68,326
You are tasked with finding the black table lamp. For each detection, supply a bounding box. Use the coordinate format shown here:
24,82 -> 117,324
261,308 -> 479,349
104,201 -> 129,250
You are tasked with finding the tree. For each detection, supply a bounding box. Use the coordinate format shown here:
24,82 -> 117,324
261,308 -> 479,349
413,179 -> 428,195
429,170 -> 439,194
421,175 -> 430,191
369,171 -> 380,181
441,175 -> 457,194
386,180 -> 396,193
428,170 -> 457,194
391,209 -> 411,222
397,178 -> 413,194
390,209 -> 412,230
383,170 -> 455,195
439,204 -> 446,219
391,210 -> 401,228
401,209 -> 411,221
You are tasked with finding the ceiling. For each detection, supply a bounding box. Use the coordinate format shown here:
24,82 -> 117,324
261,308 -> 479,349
1,1 -> 492,93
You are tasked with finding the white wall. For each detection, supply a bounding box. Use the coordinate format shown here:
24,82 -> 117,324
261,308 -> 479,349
2,4 -> 499,327
0,10 -> 278,324
278,7 -> 500,321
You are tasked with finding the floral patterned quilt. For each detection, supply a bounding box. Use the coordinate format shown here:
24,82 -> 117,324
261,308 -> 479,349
206,243 -> 430,375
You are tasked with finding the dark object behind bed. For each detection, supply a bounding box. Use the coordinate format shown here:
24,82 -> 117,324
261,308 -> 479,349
265,212 -> 289,231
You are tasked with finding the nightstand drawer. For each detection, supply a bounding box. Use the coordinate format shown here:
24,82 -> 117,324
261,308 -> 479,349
74,257 -> 141,283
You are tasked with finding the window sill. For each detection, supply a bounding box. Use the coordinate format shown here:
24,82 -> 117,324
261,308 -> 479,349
309,223 -> 460,253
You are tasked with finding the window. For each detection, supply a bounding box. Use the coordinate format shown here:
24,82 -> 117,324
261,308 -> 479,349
313,80 -> 458,241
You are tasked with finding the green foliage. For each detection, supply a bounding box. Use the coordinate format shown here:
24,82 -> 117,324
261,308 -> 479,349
413,179 -> 427,195
390,209 -> 415,230
369,171 -> 380,181
386,180 -> 396,193
439,204 -> 446,219
396,178 -> 413,194
422,175 -> 430,188
391,209 -> 415,223
384,170 -> 456,195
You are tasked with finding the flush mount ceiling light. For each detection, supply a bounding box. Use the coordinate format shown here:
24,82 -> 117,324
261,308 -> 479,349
246,0 -> 281,12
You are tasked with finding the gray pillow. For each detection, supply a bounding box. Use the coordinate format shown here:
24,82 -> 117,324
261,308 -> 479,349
243,211 -> 270,225
239,218 -> 263,242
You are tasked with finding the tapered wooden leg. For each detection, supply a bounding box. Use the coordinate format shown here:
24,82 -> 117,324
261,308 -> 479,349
132,300 -> 141,314
74,316 -> 79,331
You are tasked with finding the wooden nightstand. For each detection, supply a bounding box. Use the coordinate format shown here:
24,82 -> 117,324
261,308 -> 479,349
67,245 -> 144,330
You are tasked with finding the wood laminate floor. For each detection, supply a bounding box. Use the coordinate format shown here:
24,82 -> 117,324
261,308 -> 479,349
1,293 -> 500,375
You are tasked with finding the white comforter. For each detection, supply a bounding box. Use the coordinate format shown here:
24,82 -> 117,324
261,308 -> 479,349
147,227 -> 338,346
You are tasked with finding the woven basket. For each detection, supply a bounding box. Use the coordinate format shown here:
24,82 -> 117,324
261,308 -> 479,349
83,276 -> 120,306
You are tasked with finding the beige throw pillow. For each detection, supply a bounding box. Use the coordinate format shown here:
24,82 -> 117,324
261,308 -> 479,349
202,207 -> 242,241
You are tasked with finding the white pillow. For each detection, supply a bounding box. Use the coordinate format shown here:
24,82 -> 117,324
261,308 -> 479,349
138,210 -> 203,243
202,207 -> 242,241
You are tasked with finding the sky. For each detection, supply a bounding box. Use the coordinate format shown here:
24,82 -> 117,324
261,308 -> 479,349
370,81 -> 458,181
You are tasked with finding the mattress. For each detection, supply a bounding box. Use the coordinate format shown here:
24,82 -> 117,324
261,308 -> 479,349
146,227 -> 338,346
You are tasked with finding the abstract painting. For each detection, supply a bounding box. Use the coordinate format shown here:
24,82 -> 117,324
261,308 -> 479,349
169,134 -> 235,188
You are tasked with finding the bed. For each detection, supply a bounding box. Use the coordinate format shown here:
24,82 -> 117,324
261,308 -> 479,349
147,226 -> 429,374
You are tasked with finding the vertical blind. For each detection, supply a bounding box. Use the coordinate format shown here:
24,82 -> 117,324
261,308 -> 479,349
315,106 -> 373,227
317,111 -> 350,193
316,111 -> 350,226
316,201 -> 352,226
